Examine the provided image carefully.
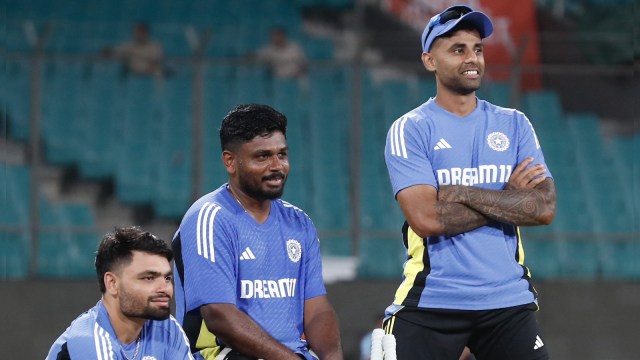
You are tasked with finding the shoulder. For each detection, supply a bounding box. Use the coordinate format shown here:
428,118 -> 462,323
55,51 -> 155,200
146,315 -> 188,338
60,306 -> 110,354
65,306 -> 100,336
276,199 -> 315,228
181,188 -> 236,227
480,100 -> 528,122
388,100 -> 438,137
398,101 -> 433,124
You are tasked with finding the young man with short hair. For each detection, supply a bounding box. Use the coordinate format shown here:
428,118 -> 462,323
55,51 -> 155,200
46,226 -> 194,359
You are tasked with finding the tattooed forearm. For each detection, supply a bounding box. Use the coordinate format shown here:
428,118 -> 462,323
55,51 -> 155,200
434,201 -> 490,235
451,179 -> 556,226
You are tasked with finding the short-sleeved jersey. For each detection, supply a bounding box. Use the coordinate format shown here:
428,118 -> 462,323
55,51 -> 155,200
173,184 -> 326,359
384,98 -> 552,312
46,300 -> 194,360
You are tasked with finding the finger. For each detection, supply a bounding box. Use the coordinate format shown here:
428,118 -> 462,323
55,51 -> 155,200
513,157 -> 534,174
524,165 -> 546,181
527,175 -> 546,188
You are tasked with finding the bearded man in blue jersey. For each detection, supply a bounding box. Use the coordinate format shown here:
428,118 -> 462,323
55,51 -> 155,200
383,5 -> 556,360
173,104 -> 343,360
46,227 -> 194,360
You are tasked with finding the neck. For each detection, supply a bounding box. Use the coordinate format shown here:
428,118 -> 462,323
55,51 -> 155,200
227,183 -> 271,224
434,88 -> 477,117
102,296 -> 144,344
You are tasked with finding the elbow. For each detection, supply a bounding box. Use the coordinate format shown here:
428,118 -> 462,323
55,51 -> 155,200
407,219 -> 442,238
536,203 -> 556,226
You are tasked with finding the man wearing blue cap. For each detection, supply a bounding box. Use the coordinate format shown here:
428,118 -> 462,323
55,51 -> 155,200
382,5 -> 556,360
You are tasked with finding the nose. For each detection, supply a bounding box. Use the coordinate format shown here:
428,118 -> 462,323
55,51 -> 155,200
465,50 -> 478,63
269,154 -> 286,170
158,278 -> 173,295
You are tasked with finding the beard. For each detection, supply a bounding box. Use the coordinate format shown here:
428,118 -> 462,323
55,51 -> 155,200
238,171 -> 287,201
119,286 -> 171,321
439,71 -> 483,95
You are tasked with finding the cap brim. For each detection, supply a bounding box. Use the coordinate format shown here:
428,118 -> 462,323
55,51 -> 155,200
423,11 -> 494,52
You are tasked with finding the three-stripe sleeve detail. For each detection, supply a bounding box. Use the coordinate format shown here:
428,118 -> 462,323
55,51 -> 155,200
196,202 -> 221,262
390,117 -> 409,158
93,323 -> 114,360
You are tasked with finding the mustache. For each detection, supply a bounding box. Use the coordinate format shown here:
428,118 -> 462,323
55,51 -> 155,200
149,294 -> 171,301
263,173 -> 286,181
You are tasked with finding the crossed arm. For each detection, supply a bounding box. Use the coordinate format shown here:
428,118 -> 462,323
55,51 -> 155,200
200,295 -> 343,360
397,158 -> 556,238
201,304 -> 300,360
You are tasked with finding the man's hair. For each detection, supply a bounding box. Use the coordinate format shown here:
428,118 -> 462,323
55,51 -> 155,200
95,226 -> 172,293
219,104 -> 287,152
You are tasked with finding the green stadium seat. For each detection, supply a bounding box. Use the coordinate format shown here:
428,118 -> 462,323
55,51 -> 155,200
357,237 -> 405,279
558,239 -> 600,278
521,238 -> 561,279
302,36 -> 334,60
477,81 -> 511,107
600,240 -> 640,279
4,59 -> 31,141
0,232 -> 30,279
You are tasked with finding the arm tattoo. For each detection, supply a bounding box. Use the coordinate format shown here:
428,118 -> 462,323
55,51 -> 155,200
434,202 -> 490,235
462,179 -> 556,226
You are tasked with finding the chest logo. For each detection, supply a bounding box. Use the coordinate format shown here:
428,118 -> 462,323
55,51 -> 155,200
487,132 -> 510,152
286,239 -> 302,263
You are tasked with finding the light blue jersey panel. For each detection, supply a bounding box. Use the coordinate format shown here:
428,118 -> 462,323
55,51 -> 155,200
46,301 -> 193,360
384,99 -> 552,311
175,184 -> 326,355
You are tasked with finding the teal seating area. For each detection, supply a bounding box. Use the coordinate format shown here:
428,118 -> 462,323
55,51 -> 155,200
3,0 -> 637,280
1,165 -> 99,279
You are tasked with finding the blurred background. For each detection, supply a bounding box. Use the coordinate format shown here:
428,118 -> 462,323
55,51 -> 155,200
1,0 -> 638,359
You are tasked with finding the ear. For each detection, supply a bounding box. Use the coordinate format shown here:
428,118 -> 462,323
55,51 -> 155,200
104,272 -> 119,295
422,52 -> 436,72
222,150 -> 236,175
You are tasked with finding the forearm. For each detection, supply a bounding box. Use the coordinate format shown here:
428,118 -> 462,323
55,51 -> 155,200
443,180 -> 556,226
433,201 -> 491,236
304,308 -> 343,360
203,307 -> 298,360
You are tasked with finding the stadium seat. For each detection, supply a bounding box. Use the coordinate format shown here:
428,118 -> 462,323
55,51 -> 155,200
0,232 -> 30,279
357,237 -> 405,279
521,238 -> 562,279
558,239 -> 600,278
4,59 -> 31,141
600,239 -> 640,279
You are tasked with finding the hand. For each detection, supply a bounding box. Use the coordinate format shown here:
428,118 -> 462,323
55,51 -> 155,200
505,157 -> 546,190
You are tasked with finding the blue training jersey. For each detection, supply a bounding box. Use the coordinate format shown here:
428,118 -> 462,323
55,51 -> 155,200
384,98 -> 552,312
173,184 -> 326,359
46,300 -> 193,360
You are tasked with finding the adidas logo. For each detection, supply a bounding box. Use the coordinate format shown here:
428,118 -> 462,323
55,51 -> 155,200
240,247 -> 256,260
533,335 -> 544,350
434,138 -> 452,150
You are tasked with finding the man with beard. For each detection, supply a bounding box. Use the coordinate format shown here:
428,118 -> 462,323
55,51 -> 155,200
172,104 -> 342,360
46,226 -> 194,359
382,5 -> 556,360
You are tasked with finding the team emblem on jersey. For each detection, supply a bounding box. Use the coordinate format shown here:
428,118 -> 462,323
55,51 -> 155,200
286,239 -> 302,263
487,132 -> 510,152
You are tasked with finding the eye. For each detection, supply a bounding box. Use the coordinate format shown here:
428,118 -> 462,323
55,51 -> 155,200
142,276 -> 154,281
165,275 -> 173,282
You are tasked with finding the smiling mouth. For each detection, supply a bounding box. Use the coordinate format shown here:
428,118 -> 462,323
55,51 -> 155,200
150,297 -> 171,305
462,70 -> 479,76
263,174 -> 285,184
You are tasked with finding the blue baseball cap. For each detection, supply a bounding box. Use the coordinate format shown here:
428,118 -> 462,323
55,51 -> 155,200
421,5 -> 494,52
